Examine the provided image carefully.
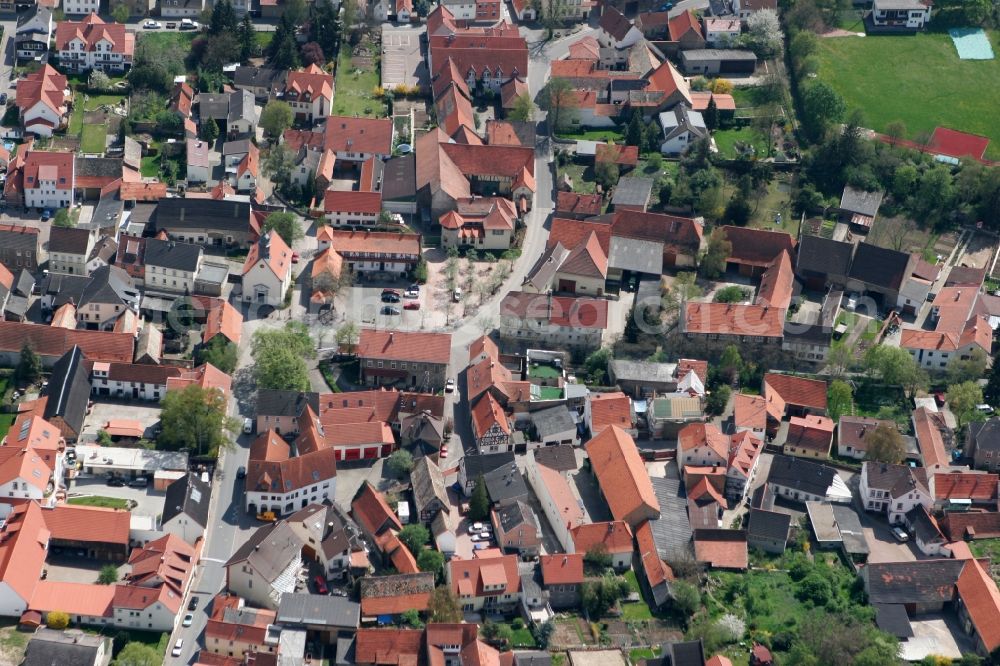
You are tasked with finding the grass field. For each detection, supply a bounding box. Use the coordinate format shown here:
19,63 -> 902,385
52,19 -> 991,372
333,47 -> 386,117
81,123 -> 107,153
137,31 -> 196,53
556,128 -> 626,142
815,31 -> 1000,159
714,126 -> 767,159
68,495 -> 131,510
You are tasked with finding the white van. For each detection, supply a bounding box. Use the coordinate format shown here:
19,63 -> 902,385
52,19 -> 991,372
243,417 -> 253,434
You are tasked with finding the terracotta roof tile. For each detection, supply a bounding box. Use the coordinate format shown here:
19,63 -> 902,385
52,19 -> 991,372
323,190 -> 383,215
30,580 -> 114,617
352,482 -> 403,536
448,552 -> 521,598
43,504 -> 130,545
733,393 -> 766,431
721,225 -> 795,268
693,529 -> 748,569
571,521 -> 634,554
586,426 -> 660,523
325,116 -> 394,156
540,553 -> 584,585
956,558 -> 1000,652
354,629 -> 424,665
357,329 -> 452,366
785,415 -> 835,456
933,471 -> 999,501
764,373 -> 828,412
203,301 -> 242,346
587,392 -> 632,434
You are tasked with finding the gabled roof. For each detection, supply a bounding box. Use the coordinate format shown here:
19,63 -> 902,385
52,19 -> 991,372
693,528 -> 748,569
242,230 -> 292,280
678,422 -> 729,461
449,552 -> 522,598
285,64 -> 334,102
558,231 -> 608,279
162,472 -> 211,529
933,471 -> 999,501
325,116 -> 394,155
913,406 -> 949,469
15,65 -> 67,116
956,558 -> 1000,652
587,391 -> 632,434
849,242 -> 911,291
733,393 -> 766,432
865,559 -> 965,605
600,5 -> 635,41
722,225 -> 795,268
764,373 -> 827,417
360,572 -> 435,616
54,13 -> 133,55
352,482 -> 402,536
354,628 -> 424,664
668,9 -> 702,41
796,234 -> 854,276
356,329 -> 452,365
571,520 -> 633,554
785,415 -> 834,455
586,425 -> 660,523
540,553 -> 584,585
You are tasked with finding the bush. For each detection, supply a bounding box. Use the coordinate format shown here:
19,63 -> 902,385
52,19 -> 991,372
47,611 -> 70,629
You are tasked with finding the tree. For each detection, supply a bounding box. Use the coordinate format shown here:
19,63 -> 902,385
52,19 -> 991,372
199,118 -> 219,143
584,543 -> 612,569
263,144 -> 296,187
427,586 -> 463,623
865,423 -> 906,465
626,113 -> 644,147
827,380 -> 853,422
534,0 -> 569,37
744,9 -> 783,57
827,343 -> 853,378
469,474 -> 490,521
301,41 -> 325,66
159,385 -> 239,456
268,17 -> 301,70
583,347 -> 611,385
481,621 -> 514,648
594,161 -> 620,190
985,354 -> 1000,407
534,619 -> 555,649
705,385 -> 731,416
47,610 -> 70,629
509,93 -> 535,122
713,286 -> 747,303
581,574 -> 631,618
723,194 -> 752,226
699,228 -> 731,279
310,0 -> 339,56
417,548 -> 445,577
98,564 -> 119,584
15,343 -> 42,385
718,345 -> 743,384
864,345 -> 927,399
283,0 -> 307,25
238,13 -> 257,61
672,580 -> 701,615
398,524 -> 429,554
413,258 -> 428,283
89,69 -> 112,92
948,348 -> 989,384
251,323 -> 315,391
704,98 -> 719,131
52,208 -> 74,228
801,81 -> 846,140
111,3 -> 130,21
195,336 -> 238,374
201,33 -> 240,72
787,610 -> 899,666
539,77 -> 577,134
114,642 -> 163,666
399,608 -> 424,628
260,100 -> 294,139
949,380 -> 984,428
208,0 -> 238,35
262,211 -> 303,245
336,321 -> 360,353
387,449 -> 414,477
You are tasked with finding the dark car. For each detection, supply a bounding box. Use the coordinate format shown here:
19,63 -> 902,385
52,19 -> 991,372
380,306 -> 401,316
165,21 -> 177,28
106,476 -> 125,487
381,292 -> 400,303
237,466 -> 246,479
0,93 -> 8,106
188,596 -> 199,611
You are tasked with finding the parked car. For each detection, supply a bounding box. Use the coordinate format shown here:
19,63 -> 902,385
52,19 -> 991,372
382,288 -> 400,296
243,417 -> 253,434
179,18 -> 198,29
40,209 -> 51,221
380,306 -> 401,316
171,640 -> 183,657
291,251 -> 300,264
314,575 -> 328,594
143,19 -> 161,29
453,287 -> 462,302
445,378 -> 455,393
188,596 -> 199,611
381,292 -> 400,303
470,534 -> 485,542
439,445 -> 448,458
0,93 -> 9,106
128,477 -> 148,488
165,21 -> 177,28
891,526 -> 909,542
467,522 -> 484,534
182,614 -> 194,627
106,476 -> 125,487
237,466 -> 246,479
403,301 -> 420,310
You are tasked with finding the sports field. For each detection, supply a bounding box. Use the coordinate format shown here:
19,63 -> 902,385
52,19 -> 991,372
815,31 -> 1000,159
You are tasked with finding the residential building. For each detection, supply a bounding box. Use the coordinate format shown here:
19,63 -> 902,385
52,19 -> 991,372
161,472 -> 210,545
471,393 -> 513,453
679,49 -> 757,76
499,291 -> 608,350
598,6 -> 642,49
525,448 -> 584,552
255,389 -> 320,436
224,521 -> 303,609
783,415 -> 835,459
285,503 -> 366,579
658,105 -> 709,155
143,237 -> 203,294
55,14 -> 134,74
160,0 -> 205,20
244,430 -> 338,517
540,554 -> 584,609
241,230 -> 293,308
0,225 -> 39,273
902,285 -> 991,371
968,419 -> 1000,472
427,7 -> 528,93
871,0 -> 931,28
703,16 -> 741,45
570,521 -> 634,570
316,229 -> 421,278
23,151 -> 75,209
15,7 -> 53,63
447,550 -> 522,613
766,455 -> 852,504
747,506 -> 791,555
913,406 -> 951,470
22,629 -> 109,666
0,502 -> 47,616
860,461 -> 931,524
313,116 -> 394,163
151,198 -> 255,248
111,534 -> 196,632
678,423 -> 762,502
352,481 -> 403,546
232,66 -> 287,101
584,391 -> 635,438
440,197 -> 517,250
322,190 -> 383,228
356,329 -> 452,392
48,227 -> 94,275
204,595 -> 277,659
837,416 -> 895,460
411,456 -> 448,523
284,64 -> 334,121
492,501 -> 542,557
732,393 -> 766,439
586,426 -> 660,528
0,414 -> 63,507
763,373 -> 828,424
359,573 -> 434,620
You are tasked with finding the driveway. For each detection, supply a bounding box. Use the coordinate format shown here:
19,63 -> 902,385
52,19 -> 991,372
381,23 -> 428,90
79,401 -> 164,442
68,475 -> 166,519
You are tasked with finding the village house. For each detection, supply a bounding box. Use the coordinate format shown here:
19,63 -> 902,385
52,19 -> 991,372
587,426 -> 660,528
55,14 -> 134,74
570,521 -> 634,570
244,425 -> 338,517
440,197 -> 518,251
837,416 -> 896,460
499,292 -> 608,351
316,229 -> 422,279
241,230 -> 292,309
447,550 -> 522,614
525,447 -> 584,552
860,461 -> 931,524
15,6 -> 53,62
356,329 -> 452,392
284,64 -> 334,121
151,198 -> 256,249
540,553 -> 584,609
143,237 -> 202,294
224,520 -> 303,609
204,595 -> 277,659
16,66 -> 67,139
23,151 -> 74,209
783,415 -> 835,459
968,418 -> 1000,472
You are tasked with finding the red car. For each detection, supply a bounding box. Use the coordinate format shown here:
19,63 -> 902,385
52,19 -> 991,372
291,252 -> 300,264
314,575 -> 328,594
404,301 -> 420,310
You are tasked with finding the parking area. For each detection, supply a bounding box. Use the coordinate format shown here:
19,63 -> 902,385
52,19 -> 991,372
380,24 -> 428,90
341,284 -> 442,331
863,521 -> 919,563
44,554 -> 127,584
68,475 -> 166,519
79,401 -> 164,442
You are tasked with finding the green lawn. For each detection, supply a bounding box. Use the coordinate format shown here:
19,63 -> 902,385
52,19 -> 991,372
136,31 -> 196,53
623,569 -> 641,594
628,647 -> 662,664
557,162 -> 596,194
68,495 -> 130,510
714,126 -> 767,159
0,414 -> 13,443
81,123 -> 107,153
334,47 -> 386,118
509,625 -> 536,648
539,386 -> 563,400
970,538 -> 1000,561
556,128 -> 626,142
815,31 -> 1000,159
620,601 -> 654,620
528,363 -> 561,379
140,154 -> 160,178
256,31 -> 274,51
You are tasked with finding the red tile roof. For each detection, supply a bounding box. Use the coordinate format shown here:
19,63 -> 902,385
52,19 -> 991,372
684,302 -> 785,338
933,471 -> 999,501
611,210 -> 703,251
30,581 -> 114,618
352,482 -> 403,536
499,291 -> 609,330
242,229 -> 292,280
587,391 -> 632,435
694,529 -> 748,569
956,558 -> 1000,652
595,143 -> 639,167
679,422 -> 730,461
913,406 -> 949,469
203,301 -> 243,346
354,628 -> 424,665
733,393 -> 766,432
285,64 -> 334,103
24,151 -> 74,192
586,426 -> 660,523
360,573 -> 434,616
721,225 -> 795,268
764,373 -> 828,413
556,192 -> 603,217
540,553 -> 584,585
356,329 -> 452,366
15,65 -> 67,116
323,190 -> 383,215
0,322 -> 134,362
785,415 -> 835,456
43,504 -> 130,545
668,10 -> 702,41
571,521 -> 634,554
324,116 -> 394,156
55,14 -> 134,56
635,520 -> 674,589
548,217 -> 612,255
449,552 -> 521,598
471,392 -> 510,439
318,229 -> 422,259
0,502 -> 47,604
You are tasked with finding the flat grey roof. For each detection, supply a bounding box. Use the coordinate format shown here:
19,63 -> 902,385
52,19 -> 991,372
682,48 -> 758,61
277,593 -> 360,629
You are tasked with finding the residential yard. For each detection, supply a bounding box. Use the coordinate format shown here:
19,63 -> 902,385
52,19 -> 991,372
556,128 -> 626,142
80,123 -> 107,153
557,161 -> 597,194
67,495 -> 131,510
714,126 -> 767,160
0,622 -> 29,665
136,31 -> 196,58
815,31 -> 1000,159
333,47 -> 386,117
745,176 -> 797,235
0,414 -> 13,442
